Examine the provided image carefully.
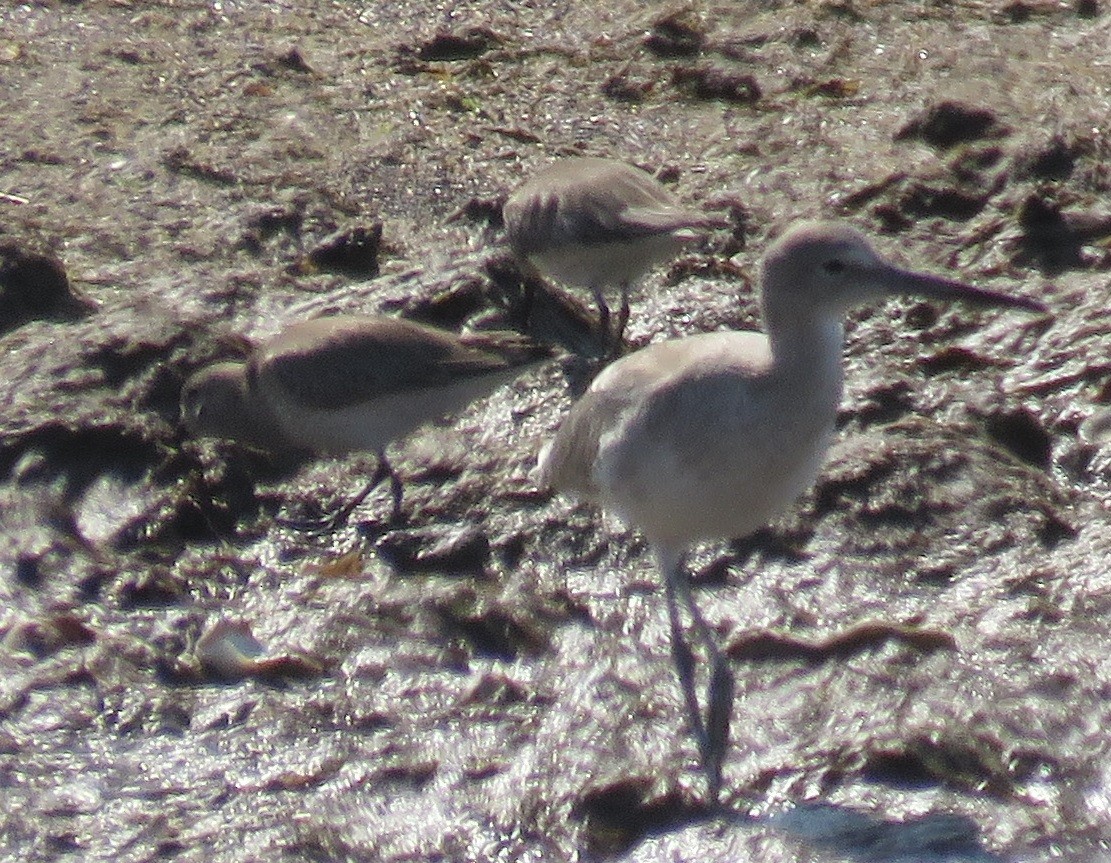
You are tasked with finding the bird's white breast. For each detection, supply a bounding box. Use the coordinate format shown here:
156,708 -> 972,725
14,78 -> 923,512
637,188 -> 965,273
589,329 -> 843,548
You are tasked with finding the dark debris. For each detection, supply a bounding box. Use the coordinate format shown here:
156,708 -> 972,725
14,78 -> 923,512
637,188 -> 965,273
574,778 -> 694,857
895,101 -> 1006,150
300,223 -> 383,278
406,27 -> 502,63
375,523 -> 491,573
670,64 -> 761,104
0,240 -> 94,334
643,9 -> 706,58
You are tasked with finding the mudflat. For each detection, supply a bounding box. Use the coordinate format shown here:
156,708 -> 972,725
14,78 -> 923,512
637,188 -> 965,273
1,3 -> 1109,861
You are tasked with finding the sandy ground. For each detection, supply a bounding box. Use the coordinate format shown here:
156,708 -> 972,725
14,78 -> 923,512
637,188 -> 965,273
2,1 -> 1111,861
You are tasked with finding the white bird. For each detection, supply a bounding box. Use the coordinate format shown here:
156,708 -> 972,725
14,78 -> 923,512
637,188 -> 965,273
538,221 -> 1046,801
181,314 -> 550,530
503,156 -> 717,355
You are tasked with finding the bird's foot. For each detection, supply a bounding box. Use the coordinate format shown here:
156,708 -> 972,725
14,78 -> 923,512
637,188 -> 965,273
277,459 -> 402,536
275,500 -> 361,535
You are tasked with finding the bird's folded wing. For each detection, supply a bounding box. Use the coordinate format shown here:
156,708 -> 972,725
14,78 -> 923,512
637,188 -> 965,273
617,205 -> 716,235
266,325 -> 515,411
538,386 -> 643,497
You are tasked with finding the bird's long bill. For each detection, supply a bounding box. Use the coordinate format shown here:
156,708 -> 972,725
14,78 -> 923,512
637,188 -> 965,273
890,265 -> 1048,314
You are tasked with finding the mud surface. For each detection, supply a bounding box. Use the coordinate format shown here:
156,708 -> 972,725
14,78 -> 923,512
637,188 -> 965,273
2,2 -> 1111,861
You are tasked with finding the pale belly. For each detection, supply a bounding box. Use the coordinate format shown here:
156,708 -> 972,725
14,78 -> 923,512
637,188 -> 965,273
629,428 -> 833,547
265,370 -> 519,456
595,384 -> 838,549
531,233 -> 688,290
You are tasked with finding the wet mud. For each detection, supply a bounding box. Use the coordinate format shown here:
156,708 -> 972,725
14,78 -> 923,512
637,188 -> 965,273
1,2 -> 1110,861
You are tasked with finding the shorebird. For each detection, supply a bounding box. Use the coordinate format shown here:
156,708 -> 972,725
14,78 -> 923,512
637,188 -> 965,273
538,221 -> 1046,801
503,156 -> 717,355
181,314 -> 550,530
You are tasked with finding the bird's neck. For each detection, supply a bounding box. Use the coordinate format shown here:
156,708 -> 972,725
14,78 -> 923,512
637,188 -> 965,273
241,401 -> 292,451
766,312 -> 846,401
238,371 -> 295,451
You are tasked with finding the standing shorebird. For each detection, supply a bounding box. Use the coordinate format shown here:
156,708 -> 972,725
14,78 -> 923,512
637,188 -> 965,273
538,221 -> 1046,801
181,314 -> 550,530
503,156 -> 717,355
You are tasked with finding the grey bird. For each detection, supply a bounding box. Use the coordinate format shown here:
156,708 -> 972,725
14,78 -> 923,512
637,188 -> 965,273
538,221 -> 1047,802
503,156 -> 717,355
181,314 -> 550,530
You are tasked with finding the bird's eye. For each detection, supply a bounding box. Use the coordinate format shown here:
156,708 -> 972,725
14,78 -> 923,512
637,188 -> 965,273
822,259 -> 845,275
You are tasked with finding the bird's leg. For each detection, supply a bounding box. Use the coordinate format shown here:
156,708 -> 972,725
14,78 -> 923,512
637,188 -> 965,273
679,578 -> 734,804
384,456 -> 404,525
591,284 -> 612,360
658,547 -> 732,803
333,452 -> 404,528
279,452 -> 401,534
664,566 -> 708,752
663,548 -> 733,803
611,283 -> 631,355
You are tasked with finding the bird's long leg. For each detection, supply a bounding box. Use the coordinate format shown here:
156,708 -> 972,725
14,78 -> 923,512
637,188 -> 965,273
333,451 -> 405,527
591,284 -> 613,360
658,545 -> 734,802
663,559 -> 708,752
670,561 -> 734,804
658,546 -> 731,802
612,283 -> 632,354
279,451 -> 402,533
383,456 -> 404,524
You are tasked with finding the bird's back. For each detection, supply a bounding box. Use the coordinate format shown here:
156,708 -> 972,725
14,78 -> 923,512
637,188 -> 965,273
255,315 -> 548,456
540,330 -> 772,494
504,158 -> 710,260
541,329 -> 840,547
256,316 -> 516,412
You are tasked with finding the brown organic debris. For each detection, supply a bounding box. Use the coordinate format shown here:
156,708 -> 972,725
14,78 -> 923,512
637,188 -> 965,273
1012,134 -> 1077,180
434,590 -> 549,660
861,733 -> 1020,797
643,9 -> 706,58
1013,193 -> 1111,272
276,46 -> 314,74
727,619 -> 957,663
304,548 -> 369,579
601,67 -> 658,103
575,777 -> 692,857
0,240 -> 94,333
895,101 -> 1006,150
194,619 -> 324,682
162,146 -> 238,185
376,524 -> 491,573
790,76 -> 861,98
671,64 -> 761,104
406,27 -> 502,63
19,613 -> 97,658
300,223 -> 383,278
